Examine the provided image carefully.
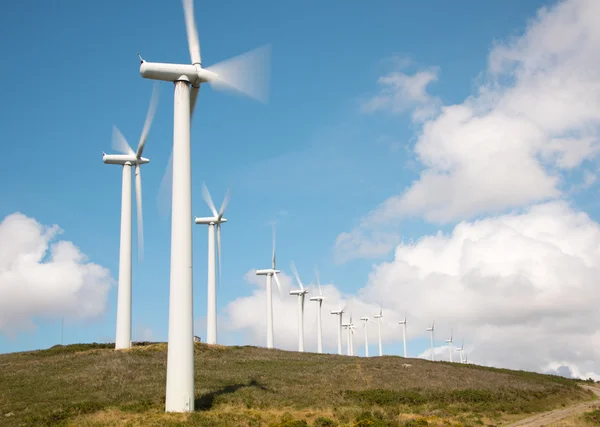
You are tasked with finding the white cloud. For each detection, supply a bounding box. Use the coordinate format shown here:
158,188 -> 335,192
334,229 -> 400,264
340,0 -> 600,261
0,213 -> 113,334
227,201 -> 600,379
361,67 -> 440,122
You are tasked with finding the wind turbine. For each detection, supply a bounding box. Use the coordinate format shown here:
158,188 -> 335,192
349,317 -> 356,356
330,303 -> 346,355
426,321 -> 435,361
360,317 -> 369,357
342,322 -> 351,356
194,182 -> 230,345
255,225 -> 282,349
398,315 -> 407,358
138,0 -> 270,413
445,330 -> 453,362
309,268 -> 325,353
102,85 -> 158,351
373,308 -> 383,356
456,338 -> 464,363
289,261 -> 309,352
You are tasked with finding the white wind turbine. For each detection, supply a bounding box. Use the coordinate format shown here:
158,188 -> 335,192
193,182 -> 230,345
309,268 -> 325,354
342,323 -> 351,356
289,261 -> 309,352
398,315 -> 407,358
255,225 -> 283,349
330,303 -> 347,355
373,308 -> 384,356
445,330 -> 454,362
349,317 -> 356,356
138,0 -> 270,413
456,338 -> 464,363
360,316 -> 369,357
102,85 -> 158,351
426,320 -> 435,361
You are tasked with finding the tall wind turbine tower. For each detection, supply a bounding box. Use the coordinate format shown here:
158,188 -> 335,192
330,303 -> 346,355
373,308 -> 383,356
398,315 -> 407,358
360,317 -> 369,357
194,182 -> 230,344
309,268 -> 325,353
289,262 -> 309,352
342,322 -> 351,356
103,85 -> 158,350
255,225 -> 282,349
445,330 -> 454,362
426,321 -> 435,361
138,0 -> 270,413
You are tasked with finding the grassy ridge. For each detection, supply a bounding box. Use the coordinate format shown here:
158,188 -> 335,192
0,342 -> 594,426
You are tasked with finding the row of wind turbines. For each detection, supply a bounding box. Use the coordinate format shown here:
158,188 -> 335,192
253,233 -> 471,364
99,0 -> 469,414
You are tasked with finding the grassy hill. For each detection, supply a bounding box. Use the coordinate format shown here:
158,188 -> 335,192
0,342 -> 595,426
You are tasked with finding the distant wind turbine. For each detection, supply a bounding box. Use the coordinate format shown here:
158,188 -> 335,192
398,315 -> 407,358
456,338 -> 464,363
361,316 -> 369,357
309,268 -> 325,353
289,261 -> 309,352
102,84 -> 159,350
445,330 -> 453,362
373,307 -> 383,356
330,302 -> 347,355
194,182 -> 230,344
255,225 -> 282,349
426,320 -> 435,361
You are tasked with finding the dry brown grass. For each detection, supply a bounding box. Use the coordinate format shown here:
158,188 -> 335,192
0,342 -> 593,426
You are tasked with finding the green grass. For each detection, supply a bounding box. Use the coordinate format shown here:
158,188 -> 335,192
0,342 -> 593,426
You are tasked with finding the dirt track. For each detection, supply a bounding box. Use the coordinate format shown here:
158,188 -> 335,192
504,385 -> 600,426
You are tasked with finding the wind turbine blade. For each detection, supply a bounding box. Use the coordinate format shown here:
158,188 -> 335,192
218,188 -> 230,219
190,85 -> 200,117
273,273 -> 282,298
201,181 -> 218,217
136,83 -> 159,158
290,261 -> 304,290
205,44 -> 271,103
157,151 -> 173,219
315,267 -> 323,296
112,125 -> 134,155
182,0 -> 201,65
271,223 -> 276,269
217,223 -> 222,289
135,164 -> 144,262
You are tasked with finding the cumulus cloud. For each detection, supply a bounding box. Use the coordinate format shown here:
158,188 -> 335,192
0,213 -> 113,334
339,0 -> 600,261
361,66 -> 440,122
227,201 -> 600,379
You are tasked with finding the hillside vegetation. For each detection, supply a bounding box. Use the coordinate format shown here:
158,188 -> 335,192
0,342 -> 595,426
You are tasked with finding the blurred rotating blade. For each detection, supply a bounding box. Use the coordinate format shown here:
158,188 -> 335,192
205,44 -> 271,103
112,125 -> 134,155
182,0 -> 201,65
201,182 -> 218,217
135,164 -> 144,262
157,151 -> 173,219
273,273 -> 282,298
136,83 -> 159,158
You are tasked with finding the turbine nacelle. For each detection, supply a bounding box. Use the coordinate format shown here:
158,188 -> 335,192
330,310 -> 343,315
360,317 -> 369,322
290,289 -> 309,296
103,154 -> 150,165
310,296 -> 324,302
255,268 -> 280,276
194,216 -> 228,225
140,61 -> 219,86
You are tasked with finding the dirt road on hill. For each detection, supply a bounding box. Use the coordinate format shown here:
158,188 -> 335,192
504,385 -> 600,426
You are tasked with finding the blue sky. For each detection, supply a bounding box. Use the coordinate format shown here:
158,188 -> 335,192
2,0 -> 600,377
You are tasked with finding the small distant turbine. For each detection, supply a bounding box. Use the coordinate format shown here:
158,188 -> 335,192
342,322 -> 351,356
373,307 -> 383,356
445,330 -> 453,362
194,182 -> 230,345
330,303 -> 347,355
426,320 -> 435,361
456,338 -> 464,363
398,315 -> 407,358
360,316 -> 369,357
255,224 -> 283,349
349,319 -> 356,356
289,261 -> 309,352
309,268 -> 325,354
